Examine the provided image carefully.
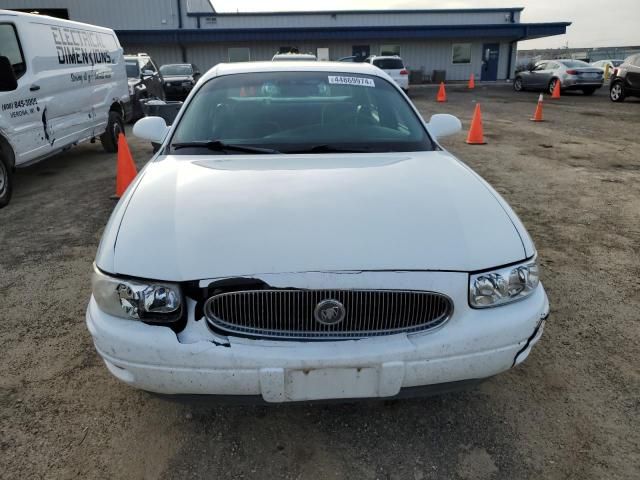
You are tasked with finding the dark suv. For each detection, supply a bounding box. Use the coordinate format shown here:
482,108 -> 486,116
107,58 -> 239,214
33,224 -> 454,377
124,53 -> 165,119
610,54 -> 640,102
159,63 -> 201,101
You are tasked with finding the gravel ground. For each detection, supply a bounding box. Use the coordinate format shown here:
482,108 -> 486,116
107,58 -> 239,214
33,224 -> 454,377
0,85 -> 639,480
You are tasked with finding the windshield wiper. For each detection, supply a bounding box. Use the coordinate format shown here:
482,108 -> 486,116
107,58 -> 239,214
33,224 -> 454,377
285,144 -> 374,154
172,140 -> 281,154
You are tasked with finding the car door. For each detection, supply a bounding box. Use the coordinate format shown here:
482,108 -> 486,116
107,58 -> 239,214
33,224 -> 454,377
538,62 -> 556,88
524,62 -> 547,89
0,21 -> 52,165
140,57 -> 164,99
626,55 -> 640,93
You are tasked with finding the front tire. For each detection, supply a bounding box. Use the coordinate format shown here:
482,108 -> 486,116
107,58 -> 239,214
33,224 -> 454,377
610,82 -> 625,102
100,111 -> 124,153
513,77 -> 524,92
0,152 -> 13,209
549,78 -> 560,95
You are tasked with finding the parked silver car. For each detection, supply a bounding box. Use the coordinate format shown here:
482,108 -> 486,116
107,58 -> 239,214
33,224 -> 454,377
514,59 -> 604,95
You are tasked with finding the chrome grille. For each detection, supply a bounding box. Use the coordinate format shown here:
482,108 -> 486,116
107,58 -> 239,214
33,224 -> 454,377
204,290 -> 453,340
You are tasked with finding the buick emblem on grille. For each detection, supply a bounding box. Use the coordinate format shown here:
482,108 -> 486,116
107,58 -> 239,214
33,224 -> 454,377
314,299 -> 346,325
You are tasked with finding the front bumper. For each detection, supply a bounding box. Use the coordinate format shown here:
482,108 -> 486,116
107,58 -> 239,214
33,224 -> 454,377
86,272 -> 548,402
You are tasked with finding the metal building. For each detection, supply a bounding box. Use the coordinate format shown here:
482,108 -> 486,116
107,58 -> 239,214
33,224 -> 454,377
0,1 -> 570,81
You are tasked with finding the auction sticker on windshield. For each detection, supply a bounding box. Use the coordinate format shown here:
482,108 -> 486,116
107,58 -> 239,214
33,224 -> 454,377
328,76 -> 375,87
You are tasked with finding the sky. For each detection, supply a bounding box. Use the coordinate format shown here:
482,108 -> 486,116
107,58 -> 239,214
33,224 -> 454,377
208,0 -> 640,49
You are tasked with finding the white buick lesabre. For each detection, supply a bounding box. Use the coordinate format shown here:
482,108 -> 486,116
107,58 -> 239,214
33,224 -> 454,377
87,62 -> 548,402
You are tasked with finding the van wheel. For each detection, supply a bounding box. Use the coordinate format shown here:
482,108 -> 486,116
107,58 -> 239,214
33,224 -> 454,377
0,153 -> 13,208
100,111 -> 124,153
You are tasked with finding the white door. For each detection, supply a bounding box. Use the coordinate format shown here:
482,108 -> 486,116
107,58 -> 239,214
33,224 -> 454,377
317,48 -> 329,61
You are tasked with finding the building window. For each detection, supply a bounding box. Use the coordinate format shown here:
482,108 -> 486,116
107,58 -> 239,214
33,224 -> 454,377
204,17 -> 217,25
452,43 -> 472,64
380,45 -> 400,56
228,47 -> 250,63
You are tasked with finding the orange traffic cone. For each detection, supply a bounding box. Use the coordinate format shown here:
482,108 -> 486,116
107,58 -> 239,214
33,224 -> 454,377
114,133 -> 137,198
551,80 -> 561,99
466,104 -> 486,145
436,82 -> 447,102
531,94 -> 545,122
468,74 -> 475,89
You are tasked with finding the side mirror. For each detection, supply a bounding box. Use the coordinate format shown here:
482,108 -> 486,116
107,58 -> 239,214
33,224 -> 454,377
133,116 -> 170,144
0,56 -> 18,92
427,114 -> 462,139
141,69 -> 154,78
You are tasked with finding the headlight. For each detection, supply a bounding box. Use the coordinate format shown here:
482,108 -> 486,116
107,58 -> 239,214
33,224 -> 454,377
92,266 -> 183,322
469,259 -> 539,308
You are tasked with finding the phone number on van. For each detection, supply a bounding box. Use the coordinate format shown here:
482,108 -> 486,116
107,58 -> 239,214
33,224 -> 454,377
2,97 -> 39,112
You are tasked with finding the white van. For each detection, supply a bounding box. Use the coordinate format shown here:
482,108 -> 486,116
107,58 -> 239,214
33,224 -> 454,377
0,10 -> 130,208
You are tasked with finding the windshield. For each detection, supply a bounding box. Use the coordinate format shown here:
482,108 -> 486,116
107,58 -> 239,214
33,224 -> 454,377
560,60 -> 589,68
125,61 -> 140,78
170,71 -> 433,154
373,59 -> 404,70
160,64 -> 193,76
611,60 -> 624,67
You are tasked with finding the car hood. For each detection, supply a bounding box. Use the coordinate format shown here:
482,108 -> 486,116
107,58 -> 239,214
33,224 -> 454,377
102,152 -> 528,281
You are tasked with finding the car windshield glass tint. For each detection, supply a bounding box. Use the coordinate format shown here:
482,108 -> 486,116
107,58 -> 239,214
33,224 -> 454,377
126,62 -> 140,78
160,65 -> 193,75
560,60 -> 589,68
373,59 -> 404,70
612,60 -> 624,67
170,71 -> 433,154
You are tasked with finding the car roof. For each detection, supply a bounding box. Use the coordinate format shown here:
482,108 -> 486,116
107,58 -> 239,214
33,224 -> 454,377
203,61 -> 385,82
371,55 -> 403,60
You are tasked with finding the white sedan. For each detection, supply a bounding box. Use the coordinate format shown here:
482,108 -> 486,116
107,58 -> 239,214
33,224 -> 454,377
87,62 -> 548,402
